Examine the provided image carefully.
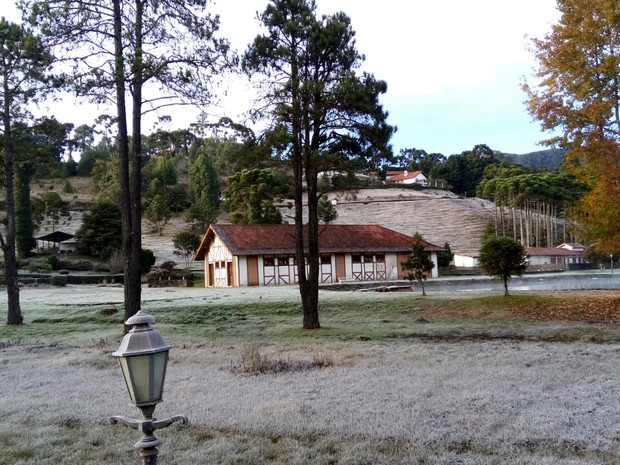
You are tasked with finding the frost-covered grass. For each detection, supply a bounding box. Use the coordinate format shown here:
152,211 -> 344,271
2,285 -> 620,464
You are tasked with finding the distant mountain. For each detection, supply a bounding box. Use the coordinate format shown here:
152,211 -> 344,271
499,148 -> 566,171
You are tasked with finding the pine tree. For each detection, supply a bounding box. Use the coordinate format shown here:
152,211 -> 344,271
401,232 -> 435,296
243,0 -> 394,329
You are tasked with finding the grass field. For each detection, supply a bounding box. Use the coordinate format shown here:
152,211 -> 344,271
2,285 -> 620,464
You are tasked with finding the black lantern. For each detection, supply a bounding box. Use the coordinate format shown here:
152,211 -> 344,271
113,311 -> 171,409
110,310 -> 187,465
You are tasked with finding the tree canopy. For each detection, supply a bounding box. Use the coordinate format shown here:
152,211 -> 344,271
222,168 -> 288,225
478,235 -> 528,296
477,164 -> 587,246
75,201 -> 122,260
430,144 -> 499,196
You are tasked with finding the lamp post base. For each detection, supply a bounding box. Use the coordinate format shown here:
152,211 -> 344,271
110,413 -> 188,465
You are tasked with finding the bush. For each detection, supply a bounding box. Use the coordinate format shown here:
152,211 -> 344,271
57,259 -> 94,271
27,260 -> 52,273
75,202 -> 122,259
106,250 -> 124,274
49,275 -> 67,287
141,249 -> 156,274
46,255 -> 60,271
231,343 -> 334,375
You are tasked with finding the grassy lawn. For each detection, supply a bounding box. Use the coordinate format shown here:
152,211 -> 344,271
1,286 -> 620,464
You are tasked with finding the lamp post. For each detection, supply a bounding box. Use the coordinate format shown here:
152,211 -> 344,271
110,310 -> 187,465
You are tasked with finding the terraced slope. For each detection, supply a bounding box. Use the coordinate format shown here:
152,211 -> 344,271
282,188 -> 496,255
32,179 -> 495,263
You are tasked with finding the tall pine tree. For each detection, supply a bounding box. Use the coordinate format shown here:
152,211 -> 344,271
243,0 -> 394,329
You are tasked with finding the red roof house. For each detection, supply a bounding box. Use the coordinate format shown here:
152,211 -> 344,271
385,170 -> 428,185
194,224 -> 444,287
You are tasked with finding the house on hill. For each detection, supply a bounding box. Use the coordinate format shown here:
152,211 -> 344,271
194,224 -> 444,287
385,170 -> 428,186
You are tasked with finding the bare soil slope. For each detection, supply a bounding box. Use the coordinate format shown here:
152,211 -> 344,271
282,188 -> 495,255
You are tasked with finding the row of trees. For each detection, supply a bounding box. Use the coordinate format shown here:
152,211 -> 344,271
477,164 -> 587,247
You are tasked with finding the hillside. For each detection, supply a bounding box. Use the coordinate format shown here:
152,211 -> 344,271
500,148 -> 566,170
32,178 -> 494,264
279,188 -> 494,256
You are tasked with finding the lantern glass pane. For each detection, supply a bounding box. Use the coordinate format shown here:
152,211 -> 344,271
120,354 -> 151,405
118,356 -> 138,405
132,354 -> 154,405
152,351 -> 168,401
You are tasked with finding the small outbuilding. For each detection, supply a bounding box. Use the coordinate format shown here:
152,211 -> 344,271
526,246 -> 585,271
194,224 -> 444,287
36,231 -> 75,252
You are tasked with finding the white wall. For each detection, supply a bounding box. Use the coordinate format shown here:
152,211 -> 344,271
454,254 -> 479,268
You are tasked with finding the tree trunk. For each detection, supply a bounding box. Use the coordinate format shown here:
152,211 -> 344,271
518,202 -> 524,245
2,136 -> 22,325
124,0 -> 144,322
113,0 -> 133,328
2,70 -> 22,325
302,160 -> 321,329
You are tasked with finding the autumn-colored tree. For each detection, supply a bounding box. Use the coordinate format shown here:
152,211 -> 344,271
523,0 -> 620,252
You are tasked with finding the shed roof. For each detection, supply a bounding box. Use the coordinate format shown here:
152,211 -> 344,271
195,224 -> 444,260
36,231 -> 75,243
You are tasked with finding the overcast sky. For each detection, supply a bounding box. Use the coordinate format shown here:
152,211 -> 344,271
5,0 -> 560,156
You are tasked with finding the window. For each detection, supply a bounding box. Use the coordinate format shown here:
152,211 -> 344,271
320,255 -> 331,265
263,257 -> 275,266
375,254 -> 385,263
352,254 -> 362,263
278,256 -> 289,266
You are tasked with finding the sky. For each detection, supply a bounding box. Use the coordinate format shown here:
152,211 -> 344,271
4,0 -> 561,156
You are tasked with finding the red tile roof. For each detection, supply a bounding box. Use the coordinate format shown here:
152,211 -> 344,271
195,224 -> 444,260
385,170 -> 426,183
